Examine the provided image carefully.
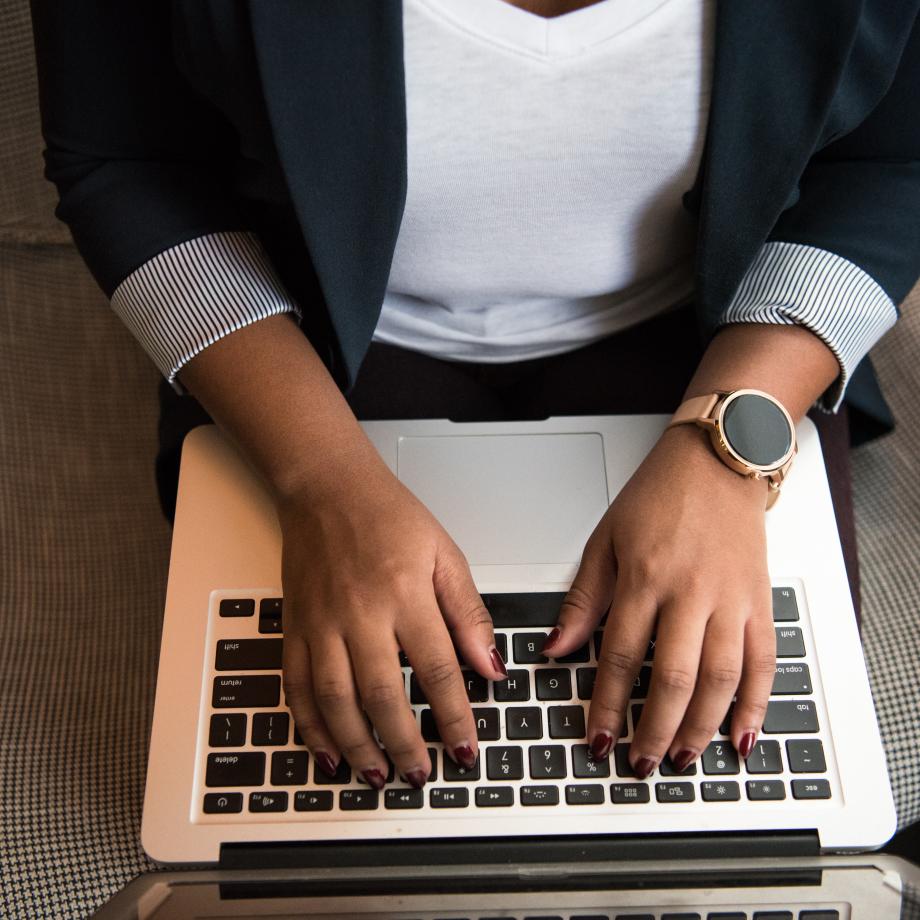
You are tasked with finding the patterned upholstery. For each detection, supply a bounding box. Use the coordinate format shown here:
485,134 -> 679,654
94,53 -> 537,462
0,2 -> 917,917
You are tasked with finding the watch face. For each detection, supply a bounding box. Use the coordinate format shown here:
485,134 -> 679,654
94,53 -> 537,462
721,392 -> 793,467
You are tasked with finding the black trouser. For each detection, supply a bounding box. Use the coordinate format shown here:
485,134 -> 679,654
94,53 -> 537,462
156,303 -> 861,623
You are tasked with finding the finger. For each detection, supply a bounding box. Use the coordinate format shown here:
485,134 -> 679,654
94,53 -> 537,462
587,574 -> 656,762
433,541 -> 506,681
350,627 -> 432,788
667,609 -> 745,772
400,599 -> 479,769
732,602 -> 776,760
630,596 -> 708,779
542,527 -> 617,658
310,635 -> 390,788
281,633 -> 340,777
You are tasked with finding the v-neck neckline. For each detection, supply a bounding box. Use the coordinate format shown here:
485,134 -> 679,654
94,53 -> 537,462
415,0 -> 678,60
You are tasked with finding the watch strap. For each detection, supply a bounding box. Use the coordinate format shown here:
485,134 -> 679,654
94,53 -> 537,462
666,392 -> 724,428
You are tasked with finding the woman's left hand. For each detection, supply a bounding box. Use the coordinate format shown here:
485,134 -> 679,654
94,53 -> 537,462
542,422 -> 777,777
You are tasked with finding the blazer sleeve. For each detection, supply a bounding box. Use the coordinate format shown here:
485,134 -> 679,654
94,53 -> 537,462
30,1 -> 299,385
718,8 -> 920,413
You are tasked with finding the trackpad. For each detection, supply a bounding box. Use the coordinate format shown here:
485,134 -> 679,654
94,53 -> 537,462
397,433 -> 609,565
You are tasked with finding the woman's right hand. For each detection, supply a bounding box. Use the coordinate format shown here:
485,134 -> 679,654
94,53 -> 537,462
278,462 -> 507,790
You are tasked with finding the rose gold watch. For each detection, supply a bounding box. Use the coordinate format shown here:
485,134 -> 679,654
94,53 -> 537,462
666,388 -> 797,509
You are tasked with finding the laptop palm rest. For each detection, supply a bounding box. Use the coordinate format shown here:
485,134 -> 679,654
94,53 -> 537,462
396,433 -> 609,566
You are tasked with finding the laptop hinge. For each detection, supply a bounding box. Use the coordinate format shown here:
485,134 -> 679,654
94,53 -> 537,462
220,830 -> 820,870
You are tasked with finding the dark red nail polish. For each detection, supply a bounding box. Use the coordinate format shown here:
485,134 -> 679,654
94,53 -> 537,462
541,627 -> 562,653
316,752 -> 338,777
739,731 -> 756,759
453,744 -> 477,769
634,756 -> 657,779
405,768 -> 427,789
361,768 -> 386,790
489,646 -> 508,678
589,731 -> 613,761
673,749 -> 696,773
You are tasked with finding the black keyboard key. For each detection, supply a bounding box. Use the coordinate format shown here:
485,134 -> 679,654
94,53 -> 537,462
719,703 -> 734,736
385,788 -> 424,809
313,759 -> 352,784
799,912 -> 839,920
410,673 -> 427,704
481,592 -> 565,627
630,666 -> 652,699
746,779 -> 786,800
576,667 -> 596,700
702,741 -> 740,775
555,643 -> 590,663
566,784 -> 605,805
427,747 -> 439,782
420,709 -> 441,742
548,705 -> 586,739
258,616 -> 283,635
205,752 -> 265,787
212,675 -> 280,708
530,745 -> 567,779
476,786 -> 515,807
520,785 -> 560,806
340,789 -> 379,810
215,639 -> 283,671
513,632 -> 550,664
786,739 -> 826,773
203,792 -> 243,814
462,671 -> 489,703
656,782 -> 695,803
614,743 -> 638,778
493,633 -> 508,663
430,787 -> 469,808
662,915 -> 702,920
357,759 -> 395,786
220,598 -> 254,617
775,627 -> 805,657
772,662 -> 812,695
294,790 -> 333,811
631,703 -> 644,733
487,746 -> 524,781
271,751 -> 308,785
473,707 -> 501,740
745,740 -> 783,774
659,753 -> 698,776
444,753 -> 481,782
573,744 -> 610,778
763,700 -> 819,733
752,913 -> 792,920
506,707 -> 543,740
791,778 -> 831,799
259,597 -> 283,618
209,714 -> 247,748
771,587 -> 799,621
494,669 -> 531,702
610,783 -> 650,804
252,712 -> 289,746
708,914 -> 747,920
536,668 -> 572,700
593,632 -> 604,659
249,791 -> 287,813
701,781 -> 741,802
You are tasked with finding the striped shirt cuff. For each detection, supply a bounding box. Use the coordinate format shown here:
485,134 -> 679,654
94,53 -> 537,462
110,231 -> 301,389
718,241 -> 898,413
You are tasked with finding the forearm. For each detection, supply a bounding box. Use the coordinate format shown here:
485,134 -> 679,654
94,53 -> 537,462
178,315 -> 387,503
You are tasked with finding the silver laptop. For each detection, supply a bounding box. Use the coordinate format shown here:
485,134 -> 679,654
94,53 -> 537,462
141,414 -> 895,866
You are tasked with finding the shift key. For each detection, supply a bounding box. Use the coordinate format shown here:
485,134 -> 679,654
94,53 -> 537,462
212,675 -> 280,708
775,627 -> 805,657
215,639 -> 283,671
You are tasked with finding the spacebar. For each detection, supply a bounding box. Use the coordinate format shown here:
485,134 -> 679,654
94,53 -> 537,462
481,593 -> 566,627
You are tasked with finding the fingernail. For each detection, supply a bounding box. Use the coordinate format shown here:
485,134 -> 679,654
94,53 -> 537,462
589,731 -> 613,761
489,645 -> 508,678
405,768 -> 428,789
361,768 -> 386,790
634,756 -> 658,779
453,743 -> 477,770
316,752 -> 338,777
739,731 -> 756,760
673,749 -> 696,773
541,627 -> 562,653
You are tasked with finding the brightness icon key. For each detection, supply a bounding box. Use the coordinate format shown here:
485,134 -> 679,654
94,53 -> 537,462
701,781 -> 741,801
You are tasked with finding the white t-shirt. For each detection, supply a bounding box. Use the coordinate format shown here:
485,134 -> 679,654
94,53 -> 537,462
373,0 -> 716,361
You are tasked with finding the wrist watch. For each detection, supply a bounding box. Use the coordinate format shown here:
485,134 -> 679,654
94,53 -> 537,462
666,388 -> 797,509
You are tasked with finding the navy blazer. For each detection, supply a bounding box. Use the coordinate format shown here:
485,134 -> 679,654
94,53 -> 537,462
31,1 -> 920,443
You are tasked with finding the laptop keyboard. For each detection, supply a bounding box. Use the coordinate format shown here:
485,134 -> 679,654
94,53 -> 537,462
198,586 -> 836,819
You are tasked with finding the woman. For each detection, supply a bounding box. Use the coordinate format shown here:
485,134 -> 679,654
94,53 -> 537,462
31,0 -> 920,795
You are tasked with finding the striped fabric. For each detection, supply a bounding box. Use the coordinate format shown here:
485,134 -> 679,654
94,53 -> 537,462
719,241 -> 899,412
110,231 -> 301,388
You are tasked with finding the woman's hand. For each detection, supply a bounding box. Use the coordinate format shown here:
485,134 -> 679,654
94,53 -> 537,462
278,462 -> 507,790
542,423 -> 777,777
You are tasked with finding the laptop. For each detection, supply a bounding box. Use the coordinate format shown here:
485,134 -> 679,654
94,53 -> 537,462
140,414 -> 896,871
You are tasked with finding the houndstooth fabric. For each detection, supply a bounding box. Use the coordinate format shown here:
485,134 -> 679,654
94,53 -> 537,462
0,1 -> 917,918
